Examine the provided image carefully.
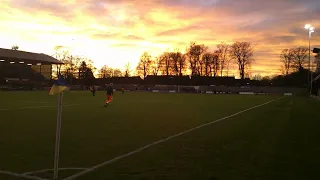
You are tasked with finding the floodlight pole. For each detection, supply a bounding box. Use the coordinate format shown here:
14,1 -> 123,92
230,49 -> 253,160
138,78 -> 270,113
309,31 -> 312,94
309,29 -> 314,95
53,92 -> 63,180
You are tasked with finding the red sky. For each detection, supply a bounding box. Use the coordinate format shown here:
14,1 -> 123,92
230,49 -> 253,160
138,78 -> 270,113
1,0 -> 320,77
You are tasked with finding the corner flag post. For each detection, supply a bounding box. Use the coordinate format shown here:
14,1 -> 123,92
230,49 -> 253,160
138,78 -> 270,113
53,92 -> 64,180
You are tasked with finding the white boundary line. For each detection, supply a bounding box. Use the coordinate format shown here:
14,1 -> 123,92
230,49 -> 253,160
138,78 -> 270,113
20,101 -> 53,104
23,167 -> 89,175
63,97 -> 286,180
0,104 -> 81,111
0,170 -> 49,180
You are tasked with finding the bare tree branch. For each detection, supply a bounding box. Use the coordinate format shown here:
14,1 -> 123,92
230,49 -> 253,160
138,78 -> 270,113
291,47 -> 308,71
11,45 -> 19,50
136,52 -> 152,79
280,49 -> 293,75
124,62 -> 132,77
216,42 -> 229,77
160,52 -> 172,76
229,42 -> 254,79
186,42 -> 207,76
151,57 -> 162,75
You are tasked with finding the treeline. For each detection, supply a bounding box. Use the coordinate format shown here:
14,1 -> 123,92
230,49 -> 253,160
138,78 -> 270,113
135,41 -> 254,80
52,42 -> 319,87
276,47 -> 320,86
280,47 -> 320,75
53,41 -> 255,83
52,46 -> 96,85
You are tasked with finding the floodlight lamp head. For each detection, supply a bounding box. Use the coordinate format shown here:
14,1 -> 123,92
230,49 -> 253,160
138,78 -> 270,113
305,24 -> 311,29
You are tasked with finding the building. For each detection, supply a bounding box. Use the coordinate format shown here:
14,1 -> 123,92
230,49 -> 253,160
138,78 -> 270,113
0,48 -> 62,79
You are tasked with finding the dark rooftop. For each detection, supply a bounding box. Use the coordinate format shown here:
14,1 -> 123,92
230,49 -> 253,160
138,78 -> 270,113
0,48 -> 63,65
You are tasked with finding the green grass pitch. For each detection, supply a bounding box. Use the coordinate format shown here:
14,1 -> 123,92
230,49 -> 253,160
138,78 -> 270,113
0,91 -> 320,180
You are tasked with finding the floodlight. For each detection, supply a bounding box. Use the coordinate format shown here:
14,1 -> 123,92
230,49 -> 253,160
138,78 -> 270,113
305,24 -> 311,29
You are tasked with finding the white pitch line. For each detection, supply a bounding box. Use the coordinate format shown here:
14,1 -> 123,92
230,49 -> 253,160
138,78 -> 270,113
20,101 -> 52,104
0,104 -> 81,111
0,170 -> 49,180
23,168 -> 89,175
63,97 -> 286,180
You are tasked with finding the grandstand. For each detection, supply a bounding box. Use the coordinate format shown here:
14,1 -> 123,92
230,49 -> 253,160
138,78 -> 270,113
0,48 -> 62,90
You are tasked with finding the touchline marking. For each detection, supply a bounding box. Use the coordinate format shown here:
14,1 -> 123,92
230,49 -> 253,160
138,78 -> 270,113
20,101 -> 52,104
23,167 -> 89,175
0,170 -> 49,180
0,104 -> 81,111
63,97 -> 286,180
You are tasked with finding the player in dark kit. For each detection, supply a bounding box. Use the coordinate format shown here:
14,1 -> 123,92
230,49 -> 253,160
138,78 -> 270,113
121,87 -> 125,95
90,86 -> 96,97
104,83 -> 114,107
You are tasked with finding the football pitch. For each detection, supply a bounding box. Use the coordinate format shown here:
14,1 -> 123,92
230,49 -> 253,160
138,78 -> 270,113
0,91 -> 319,180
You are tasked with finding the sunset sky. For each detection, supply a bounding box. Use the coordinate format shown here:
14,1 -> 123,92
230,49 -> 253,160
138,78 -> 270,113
1,0 -> 320,77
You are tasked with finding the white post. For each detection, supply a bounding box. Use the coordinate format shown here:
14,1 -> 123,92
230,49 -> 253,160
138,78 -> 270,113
53,92 -> 63,180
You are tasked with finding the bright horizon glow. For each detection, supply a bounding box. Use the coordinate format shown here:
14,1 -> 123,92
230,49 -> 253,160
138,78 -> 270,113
1,0 -> 320,77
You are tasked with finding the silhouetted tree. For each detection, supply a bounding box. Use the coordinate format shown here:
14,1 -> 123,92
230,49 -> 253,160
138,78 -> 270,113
11,45 -> 19,50
202,53 -> 212,76
178,54 -> 187,76
151,57 -> 161,75
202,52 -> 219,77
280,49 -> 294,75
216,42 -> 229,76
99,65 -> 111,78
160,52 -> 172,76
124,62 -> 131,77
229,41 -> 254,79
53,46 -> 65,76
52,46 -> 79,80
186,42 -> 207,76
99,66 -> 122,78
83,58 -> 97,73
212,51 -> 220,77
291,47 -> 308,71
78,61 -> 88,80
252,74 -> 262,80
112,68 -> 122,77
64,55 -> 81,83
78,61 -> 95,86
136,52 -> 152,79
170,50 -> 184,76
